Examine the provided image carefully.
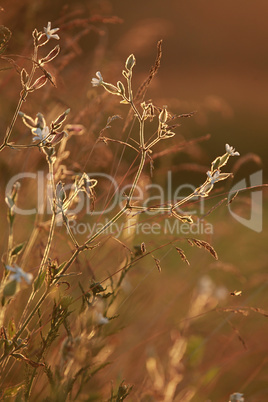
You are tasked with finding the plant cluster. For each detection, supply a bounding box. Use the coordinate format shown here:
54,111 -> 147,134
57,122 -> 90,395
0,21 -> 246,401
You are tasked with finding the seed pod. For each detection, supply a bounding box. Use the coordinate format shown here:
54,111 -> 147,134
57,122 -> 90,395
52,108 -> 70,130
39,45 -> 60,64
162,131 -> 175,139
50,131 -> 67,145
102,82 -> 120,95
28,75 -> 47,92
159,106 -> 168,124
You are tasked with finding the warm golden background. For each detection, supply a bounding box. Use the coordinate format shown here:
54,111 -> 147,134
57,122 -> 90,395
0,1 -> 268,401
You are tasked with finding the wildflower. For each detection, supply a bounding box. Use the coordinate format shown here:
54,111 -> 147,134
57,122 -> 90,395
94,312 -> 109,325
206,170 -> 232,184
44,22 -> 60,41
91,72 -> 120,95
20,111 -> 70,145
32,126 -> 50,142
211,144 -> 240,171
225,143 -> 240,156
91,71 -> 103,87
195,170 -> 232,197
229,392 -> 244,402
6,264 -> 33,284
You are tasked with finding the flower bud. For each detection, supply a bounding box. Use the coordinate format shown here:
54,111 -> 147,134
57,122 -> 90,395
162,131 -> 175,139
56,182 -> 66,206
52,108 -> 70,129
159,106 -> 168,124
211,153 -> 229,172
125,54 -> 136,71
117,81 -> 126,96
20,68 -> 29,87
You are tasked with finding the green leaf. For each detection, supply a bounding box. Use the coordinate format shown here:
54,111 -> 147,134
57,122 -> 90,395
201,366 -> 220,386
11,242 -> 26,257
186,335 -> 204,367
0,339 -> 5,352
8,317 -> 16,339
59,295 -> 74,309
56,261 -> 66,275
3,280 -> 17,297
2,384 -> 24,399
34,269 -> 46,292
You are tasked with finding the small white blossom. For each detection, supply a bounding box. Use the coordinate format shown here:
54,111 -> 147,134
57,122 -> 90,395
94,312 -> 109,325
91,71 -> 103,87
225,143 -> 240,156
6,264 -> 33,284
229,392 -> 244,402
31,126 -> 50,142
207,170 -> 232,184
207,170 -> 221,184
44,22 -> 60,40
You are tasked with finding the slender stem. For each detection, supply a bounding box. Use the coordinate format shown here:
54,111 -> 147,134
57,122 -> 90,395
172,191 -> 196,210
62,212 -> 79,248
54,248 -> 81,279
19,159 -> 56,326
128,149 -> 146,200
84,206 -> 128,247
0,96 -> 25,152
145,136 -> 160,151
14,289 -> 49,342
0,45 -> 39,152
37,160 -> 56,277
130,205 -> 171,212
20,224 -> 40,269
6,222 -> 14,266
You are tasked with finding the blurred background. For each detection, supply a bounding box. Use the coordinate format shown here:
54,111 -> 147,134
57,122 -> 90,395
0,1 -> 268,401
1,0 -> 268,176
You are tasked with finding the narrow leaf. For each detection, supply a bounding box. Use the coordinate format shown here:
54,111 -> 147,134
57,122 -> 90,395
11,242 -> 25,257
34,269 -> 46,292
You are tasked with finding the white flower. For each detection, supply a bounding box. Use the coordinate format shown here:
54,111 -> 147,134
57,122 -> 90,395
91,71 -> 103,87
225,143 -> 240,156
31,126 -> 50,142
94,312 -> 109,325
6,264 -> 33,284
229,393 -> 244,402
44,22 -> 60,40
207,170 -> 232,184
